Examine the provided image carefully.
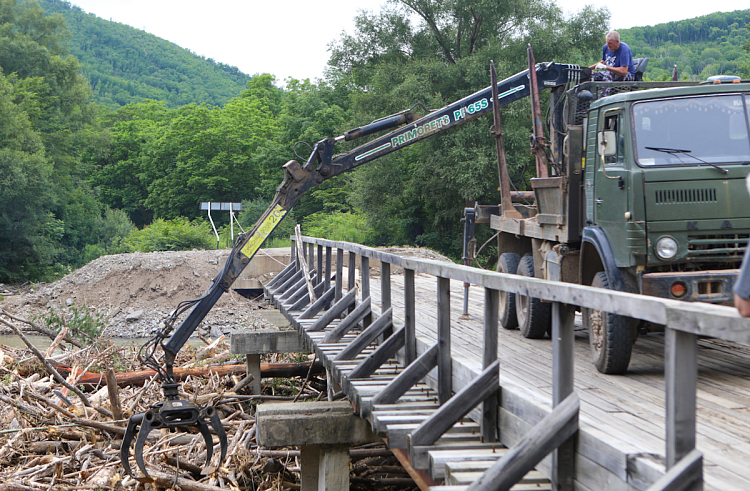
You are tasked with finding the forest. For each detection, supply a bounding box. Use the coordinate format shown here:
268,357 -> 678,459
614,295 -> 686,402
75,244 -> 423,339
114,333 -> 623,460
38,0 -> 252,108
620,9 -> 750,80
1,0 -> 749,283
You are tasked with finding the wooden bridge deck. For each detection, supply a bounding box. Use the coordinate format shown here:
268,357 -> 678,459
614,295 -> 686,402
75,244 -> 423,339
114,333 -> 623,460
367,271 -> 750,491
262,241 -> 750,491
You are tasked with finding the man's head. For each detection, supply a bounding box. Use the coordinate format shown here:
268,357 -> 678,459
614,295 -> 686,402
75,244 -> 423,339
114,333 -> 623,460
606,31 -> 621,51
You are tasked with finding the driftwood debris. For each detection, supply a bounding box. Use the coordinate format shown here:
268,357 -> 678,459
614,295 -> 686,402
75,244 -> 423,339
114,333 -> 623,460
0,328 -> 412,491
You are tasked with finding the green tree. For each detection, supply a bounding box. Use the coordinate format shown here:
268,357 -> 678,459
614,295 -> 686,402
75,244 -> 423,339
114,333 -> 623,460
0,69 -> 58,281
0,0 -> 114,280
326,0 -> 607,255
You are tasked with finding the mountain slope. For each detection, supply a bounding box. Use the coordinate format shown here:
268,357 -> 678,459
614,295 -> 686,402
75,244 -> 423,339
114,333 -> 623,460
39,0 -> 252,108
620,9 -> 750,80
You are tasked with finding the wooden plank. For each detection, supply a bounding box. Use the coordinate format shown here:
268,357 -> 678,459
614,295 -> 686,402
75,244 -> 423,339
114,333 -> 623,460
411,360 -> 500,447
288,275 -> 327,311
438,276 -> 452,404
283,271 -> 320,308
266,260 -> 297,289
323,296 -> 371,343
466,393 -> 579,491
405,268 -> 417,365
387,422 -> 484,450
665,329 -> 697,468
552,302 -> 576,491
483,288 -> 499,443
298,283 -> 336,319
230,330 -> 307,355
346,328 -> 405,381
335,308 -> 393,361
449,469 -> 549,486
411,440 -> 499,470
382,262 -> 394,339
307,288 -> 356,332
316,244 -> 323,287
325,245 -> 332,291
431,449 -> 509,480
362,256 -> 372,328
273,268 -> 305,297
370,344 -> 439,406
335,247 -> 344,301
647,449 -> 702,491
348,251 -> 356,292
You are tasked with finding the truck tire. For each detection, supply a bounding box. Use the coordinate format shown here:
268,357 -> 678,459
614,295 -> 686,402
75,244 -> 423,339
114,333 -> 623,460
497,253 -> 520,329
515,255 -> 550,339
583,271 -> 632,374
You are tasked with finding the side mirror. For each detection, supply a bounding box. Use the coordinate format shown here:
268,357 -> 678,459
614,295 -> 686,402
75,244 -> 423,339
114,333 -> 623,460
598,131 -> 617,157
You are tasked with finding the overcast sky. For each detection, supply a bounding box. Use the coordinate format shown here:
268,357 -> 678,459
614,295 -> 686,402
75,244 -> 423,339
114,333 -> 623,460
68,1 -> 749,82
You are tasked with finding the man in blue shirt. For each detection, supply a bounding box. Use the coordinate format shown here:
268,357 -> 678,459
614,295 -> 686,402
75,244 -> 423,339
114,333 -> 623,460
589,31 -> 636,82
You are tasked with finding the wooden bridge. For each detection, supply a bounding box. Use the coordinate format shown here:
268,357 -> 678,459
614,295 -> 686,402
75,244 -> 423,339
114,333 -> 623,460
259,237 -> 750,491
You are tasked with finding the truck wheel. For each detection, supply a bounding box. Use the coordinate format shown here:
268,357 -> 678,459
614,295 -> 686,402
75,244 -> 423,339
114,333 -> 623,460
497,253 -> 520,329
583,271 -> 632,374
515,255 -> 550,339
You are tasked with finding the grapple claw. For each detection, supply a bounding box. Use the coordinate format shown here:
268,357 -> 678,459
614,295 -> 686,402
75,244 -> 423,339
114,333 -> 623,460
201,406 -> 228,474
121,413 -> 144,480
120,399 -> 228,481
134,410 -> 156,482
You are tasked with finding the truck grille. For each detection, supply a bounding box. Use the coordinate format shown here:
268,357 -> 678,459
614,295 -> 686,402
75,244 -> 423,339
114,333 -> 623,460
687,233 -> 748,260
655,188 -> 717,204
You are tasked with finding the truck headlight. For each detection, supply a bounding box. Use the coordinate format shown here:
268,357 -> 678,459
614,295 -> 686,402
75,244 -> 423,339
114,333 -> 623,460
655,236 -> 678,260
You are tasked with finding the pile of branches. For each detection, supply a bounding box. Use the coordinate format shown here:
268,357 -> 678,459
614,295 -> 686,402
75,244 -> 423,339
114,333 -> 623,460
0,313 -> 417,491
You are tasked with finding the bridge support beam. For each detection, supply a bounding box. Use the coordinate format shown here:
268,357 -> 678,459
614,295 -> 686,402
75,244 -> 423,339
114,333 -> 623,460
257,401 -> 378,491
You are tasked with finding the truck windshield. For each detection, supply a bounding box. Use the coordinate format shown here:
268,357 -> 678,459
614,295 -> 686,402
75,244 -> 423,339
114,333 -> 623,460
633,94 -> 750,166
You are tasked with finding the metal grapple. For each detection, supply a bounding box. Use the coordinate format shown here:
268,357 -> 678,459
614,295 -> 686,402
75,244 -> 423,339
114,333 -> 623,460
121,381 -> 228,482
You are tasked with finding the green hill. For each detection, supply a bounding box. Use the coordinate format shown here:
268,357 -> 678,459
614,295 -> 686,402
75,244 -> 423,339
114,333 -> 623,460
620,9 -> 750,81
39,0 -> 252,108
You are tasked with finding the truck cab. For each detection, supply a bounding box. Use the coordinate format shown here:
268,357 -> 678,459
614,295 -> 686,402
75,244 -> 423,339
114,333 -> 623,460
489,78 -> 750,374
582,82 -> 750,302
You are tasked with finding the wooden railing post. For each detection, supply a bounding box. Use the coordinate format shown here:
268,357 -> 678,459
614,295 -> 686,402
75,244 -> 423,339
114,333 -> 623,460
325,246 -> 332,292
348,251 -> 357,291
317,244 -> 323,286
665,327 -> 698,469
405,269 -> 416,366
381,262 -> 392,312
335,247 -> 343,301
437,276 -> 452,404
361,256 -> 372,328
552,302 -> 576,491
381,262 -> 393,339
308,242 -> 315,276
482,288 -> 499,443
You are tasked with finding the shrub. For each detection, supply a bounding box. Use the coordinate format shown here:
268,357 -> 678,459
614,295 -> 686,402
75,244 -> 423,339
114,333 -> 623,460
123,218 -> 213,252
36,304 -> 105,344
302,211 -> 374,244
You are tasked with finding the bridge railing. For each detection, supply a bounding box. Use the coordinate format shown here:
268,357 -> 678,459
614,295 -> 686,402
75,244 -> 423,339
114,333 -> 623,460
279,236 -> 750,491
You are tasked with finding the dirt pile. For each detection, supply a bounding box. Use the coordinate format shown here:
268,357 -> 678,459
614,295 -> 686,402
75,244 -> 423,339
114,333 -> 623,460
1,250 -> 273,339
0,246 -> 451,340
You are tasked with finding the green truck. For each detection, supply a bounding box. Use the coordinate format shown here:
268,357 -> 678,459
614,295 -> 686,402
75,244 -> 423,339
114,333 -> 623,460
484,75 -> 750,374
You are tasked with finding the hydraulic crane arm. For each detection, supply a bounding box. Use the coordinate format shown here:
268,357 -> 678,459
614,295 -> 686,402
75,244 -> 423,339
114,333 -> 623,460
122,61 -> 585,481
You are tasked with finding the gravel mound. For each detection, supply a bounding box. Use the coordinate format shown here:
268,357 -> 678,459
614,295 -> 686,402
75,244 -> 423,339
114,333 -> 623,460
1,250 -> 273,338
1,246 -> 452,339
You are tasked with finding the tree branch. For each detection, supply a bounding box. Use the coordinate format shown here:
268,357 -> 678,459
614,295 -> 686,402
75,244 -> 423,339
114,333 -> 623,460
0,316 -> 92,408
